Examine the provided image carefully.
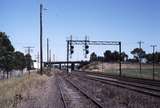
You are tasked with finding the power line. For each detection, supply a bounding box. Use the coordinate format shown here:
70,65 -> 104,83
24,46 -> 34,54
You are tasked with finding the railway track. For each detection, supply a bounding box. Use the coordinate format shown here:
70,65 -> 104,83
56,75 -> 68,108
56,73 -> 103,108
74,70 -> 160,87
71,71 -> 160,98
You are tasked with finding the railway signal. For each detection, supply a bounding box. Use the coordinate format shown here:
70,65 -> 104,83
84,43 -> 89,58
69,35 -> 74,58
66,36 -> 122,75
84,36 -> 89,58
70,44 -> 74,54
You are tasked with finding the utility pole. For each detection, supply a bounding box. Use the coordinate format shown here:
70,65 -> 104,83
67,40 -> 69,72
37,52 -> 40,71
150,45 -> 157,80
47,38 -> 49,63
40,4 -> 43,75
49,49 -> 52,71
137,41 -> 144,49
119,42 -> 122,77
39,4 -> 47,75
53,54 -> 55,71
24,46 -> 34,55
137,41 -> 144,77
24,46 -> 34,75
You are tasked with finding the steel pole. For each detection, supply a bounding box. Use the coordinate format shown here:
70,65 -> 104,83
119,42 -> 122,76
40,4 -> 43,75
67,41 -> 69,72
153,46 -> 155,80
150,45 -> 157,80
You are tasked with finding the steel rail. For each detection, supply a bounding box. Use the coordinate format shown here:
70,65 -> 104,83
74,70 -> 160,87
79,74 -> 160,98
56,76 -> 68,108
63,75 -> 104,108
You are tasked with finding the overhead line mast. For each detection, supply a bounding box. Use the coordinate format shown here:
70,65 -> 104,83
40,4 -> 43,75
137,41 -> 144,76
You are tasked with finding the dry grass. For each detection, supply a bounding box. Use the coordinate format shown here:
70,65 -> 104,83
81,62 -> 160,80
0,73 -> 49,108
82,62 -> 160,70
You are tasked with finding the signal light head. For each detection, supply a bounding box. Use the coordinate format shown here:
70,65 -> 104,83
70,50 -> 74,54
70,45 -> 74,49
86,50 -> 89,54
85,45 -> 89,49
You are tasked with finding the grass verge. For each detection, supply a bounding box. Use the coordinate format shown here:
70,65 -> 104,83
0,73 -> 49,108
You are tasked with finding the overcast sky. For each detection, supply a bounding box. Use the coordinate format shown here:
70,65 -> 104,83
1,0 -> 160,61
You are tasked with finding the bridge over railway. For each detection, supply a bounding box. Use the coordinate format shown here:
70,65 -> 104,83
44,61 -> 90,70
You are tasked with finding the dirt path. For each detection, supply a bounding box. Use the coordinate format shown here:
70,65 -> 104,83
17,74 -> 64,108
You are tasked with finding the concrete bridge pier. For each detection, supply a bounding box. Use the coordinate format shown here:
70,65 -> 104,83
71,63 -> 75,71
59,64 -> 62,70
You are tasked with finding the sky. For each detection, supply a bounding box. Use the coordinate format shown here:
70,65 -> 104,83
1,0 -> 160,61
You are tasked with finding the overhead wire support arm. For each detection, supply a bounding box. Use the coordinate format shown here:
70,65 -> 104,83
66,40 -> 120,45
66,38 -> 122,75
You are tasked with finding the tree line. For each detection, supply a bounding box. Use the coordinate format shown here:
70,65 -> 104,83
90,48 -> 160,63
0,32 -> 33,79
90,50 -> 128,62
130,48 -> 160,63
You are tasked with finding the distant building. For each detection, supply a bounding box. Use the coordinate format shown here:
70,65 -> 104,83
33,61 -> 40,69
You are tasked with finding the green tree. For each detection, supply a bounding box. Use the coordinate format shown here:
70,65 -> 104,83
145,53 -> 152,63
0,32 -> 28,78
0,32 -> 14,52
3,52 -> 15,78
0,32 -> 15,78
121,52 -> 128,62
97,56 -> 104,61
131,48 -> 145,62
112,51 -> 119,62
90,52 -> 97,62
155,52 -> 160,63
145,52 -> 160,63
14,51 -> 26,73
104,50 -> 112,62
